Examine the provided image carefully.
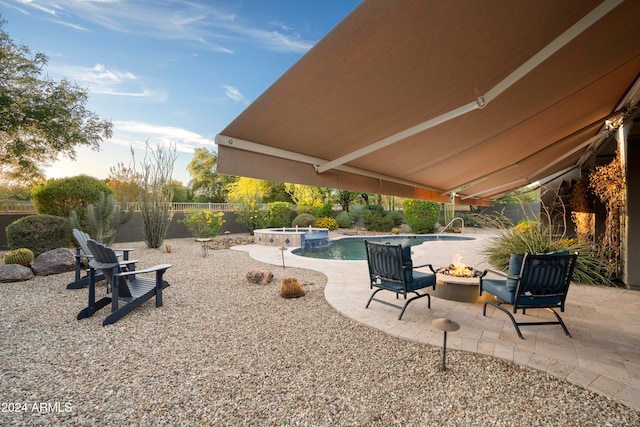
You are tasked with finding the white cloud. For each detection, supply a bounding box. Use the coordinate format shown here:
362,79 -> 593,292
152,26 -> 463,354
112,120 -> 216,154
47,63 -> 165,100
6,0 -> 317,54
222,85 -> 250,105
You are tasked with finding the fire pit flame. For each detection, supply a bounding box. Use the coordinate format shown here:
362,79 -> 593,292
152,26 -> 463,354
437,253 -> 481,278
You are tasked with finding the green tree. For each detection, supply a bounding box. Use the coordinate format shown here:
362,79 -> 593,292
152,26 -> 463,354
166,180 -> 188,202
0,17 -> 112,182
262,181 -> 293,203
285,183 -> 328,207
187,147 -> 235,202
227,177 -> 268,232
31,175 -> 114,230
107,162 -> 142,203
334,190 -> 360,212
0,182 -> 36,200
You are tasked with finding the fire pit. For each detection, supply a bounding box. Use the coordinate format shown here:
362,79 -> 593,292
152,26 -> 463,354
431,254 -> 493,303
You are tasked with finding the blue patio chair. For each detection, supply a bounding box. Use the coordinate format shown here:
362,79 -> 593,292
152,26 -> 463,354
479,252 -> 578,339
365,240 -> 436,320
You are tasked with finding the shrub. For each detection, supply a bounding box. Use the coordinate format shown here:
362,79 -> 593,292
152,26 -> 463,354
296,204 -> 332,218
386,210 -> 404,226
363,208 -> 394,232
6,214 -> 72,256
179,209 -> 225,238
292,213 -> 316,227
403,199 -> 441,233
316,216 -> 338,230
483,223 -> 614,286
3,248 -> 34,266
295,205 -> 312,215
266,202 -> 292,228
335,211 -> 351,228
234,202 -> 268,233
348,206 -> 365,228
31,175 -> 114,230
309,204 -> 332,219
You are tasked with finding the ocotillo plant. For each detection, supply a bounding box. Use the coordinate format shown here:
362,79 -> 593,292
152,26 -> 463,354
132,141 -> 177,249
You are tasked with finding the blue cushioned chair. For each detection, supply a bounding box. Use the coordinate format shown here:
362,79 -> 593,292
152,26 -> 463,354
365,240 -> 436,320
479,252 -> 578,339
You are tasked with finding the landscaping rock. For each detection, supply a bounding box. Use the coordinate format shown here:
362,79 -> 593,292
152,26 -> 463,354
246,267 -> 274,285
0,264 -> 34,282
32,248 -> 75,276
209,235 -> 255,250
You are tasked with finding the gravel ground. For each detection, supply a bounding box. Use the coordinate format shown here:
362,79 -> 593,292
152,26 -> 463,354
1,237 -> 638,426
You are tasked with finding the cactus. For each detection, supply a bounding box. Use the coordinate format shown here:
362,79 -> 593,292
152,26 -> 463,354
279,277 -> 305,298
3,248 -> 35,267
70,192 -> 132,245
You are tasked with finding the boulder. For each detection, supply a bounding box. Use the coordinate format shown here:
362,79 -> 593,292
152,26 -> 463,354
32,248 -> 75,276
0,264 -> 34,282
246,267 -> 274,285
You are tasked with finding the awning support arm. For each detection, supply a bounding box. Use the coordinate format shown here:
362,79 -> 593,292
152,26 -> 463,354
314,0 -> 623,175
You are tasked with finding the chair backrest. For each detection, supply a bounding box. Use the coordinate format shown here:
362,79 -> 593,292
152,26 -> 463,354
86,239 -> 131,297
73,228 -> 92,256
516,252 -> 578,301
365,240 -> 406,284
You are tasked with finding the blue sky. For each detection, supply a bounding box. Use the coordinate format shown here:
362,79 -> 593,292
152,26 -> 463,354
1,0 -> 360,185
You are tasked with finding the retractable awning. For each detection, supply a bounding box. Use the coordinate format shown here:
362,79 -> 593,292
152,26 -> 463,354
216,0 -> 640,204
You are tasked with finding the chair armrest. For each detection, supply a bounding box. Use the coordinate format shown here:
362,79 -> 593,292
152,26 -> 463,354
89,260 -> 120,270
114,249 -> 134,261
412,263 -> 436,274
480,268 -> 508,278
115,264 -> 172,277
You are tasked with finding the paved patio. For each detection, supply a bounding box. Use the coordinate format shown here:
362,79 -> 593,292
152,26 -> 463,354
235,230 -> 640,412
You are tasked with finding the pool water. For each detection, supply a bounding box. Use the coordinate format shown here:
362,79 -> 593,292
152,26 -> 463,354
291,235 -> 474,260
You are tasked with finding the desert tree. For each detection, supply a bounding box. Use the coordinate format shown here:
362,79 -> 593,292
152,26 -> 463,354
0,16 -> 112,183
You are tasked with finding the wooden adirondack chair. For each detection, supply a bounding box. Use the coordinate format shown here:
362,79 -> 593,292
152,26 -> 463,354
77,239 -> 171,326
67,229 -> 136,290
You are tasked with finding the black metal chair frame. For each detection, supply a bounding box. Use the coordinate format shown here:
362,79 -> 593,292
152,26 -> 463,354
479,252 -> 578,339
78,239 -> 171,326
365,240 -> 436,320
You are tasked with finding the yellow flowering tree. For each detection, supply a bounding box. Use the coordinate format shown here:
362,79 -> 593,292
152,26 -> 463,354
179,209 -> 225,238
227,177 -> 268,232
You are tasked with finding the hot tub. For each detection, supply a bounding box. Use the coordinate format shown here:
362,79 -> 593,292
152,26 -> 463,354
253,227 -> 329,248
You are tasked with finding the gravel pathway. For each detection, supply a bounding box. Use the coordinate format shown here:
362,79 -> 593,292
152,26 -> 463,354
1,238 -> 638,426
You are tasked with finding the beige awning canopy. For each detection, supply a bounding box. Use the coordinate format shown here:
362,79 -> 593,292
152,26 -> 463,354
216,0 -> 640,204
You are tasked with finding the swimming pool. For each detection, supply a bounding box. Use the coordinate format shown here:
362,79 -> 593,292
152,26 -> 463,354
291,235 -> 474,260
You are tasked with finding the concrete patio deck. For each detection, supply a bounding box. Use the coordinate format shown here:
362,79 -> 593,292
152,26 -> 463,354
235,231 -> 640,412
